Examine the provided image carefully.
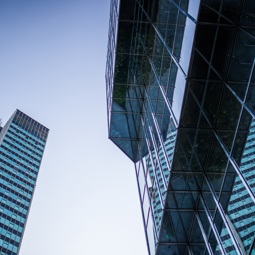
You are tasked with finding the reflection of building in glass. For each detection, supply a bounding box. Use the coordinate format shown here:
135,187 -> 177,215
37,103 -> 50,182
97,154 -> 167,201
146,124 -> 177,238
0,110 -> 49,255
218,120 -> 255,254
106,0 -> 255,254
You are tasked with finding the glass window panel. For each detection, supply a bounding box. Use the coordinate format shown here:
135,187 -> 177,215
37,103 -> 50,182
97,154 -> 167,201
160,51 -> 171,86
174,22 -> 186,60
212,27 -> 235,78
198,211 -> 211,236
190,245 -> 207,255
207,173 -> 224,193
228,82 -> 247,102
179,18 -> 196,74
170,211 -> 186,242
209,231 -> 219,254
144,0 -> 159,23
157,244 -> 187,255
221,0 -> 242,24
216,88 -> 242,130
190,51 -> 209,79
222,174 -> 236,192
170,174 -> 187,190
246,84 -> 255,114
159,211 -> 177,242
190,217 -> 204,243
166,192 -> 178,209
146,212 -> 156,255
214,209 -> 224,233
227,30 -> 255,83
189,80 -> 206,105
206,136 -> 228,173
180,89 -> 201,128
165,24 -> 176,51
232,131 -> 250,165
199,4 -> 219,23
119,0 -> 135,21
194,130 -> 213,167
204,82 -> 223,126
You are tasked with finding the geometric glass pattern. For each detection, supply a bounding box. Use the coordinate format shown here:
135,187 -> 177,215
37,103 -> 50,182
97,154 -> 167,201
106,0 -> 255,254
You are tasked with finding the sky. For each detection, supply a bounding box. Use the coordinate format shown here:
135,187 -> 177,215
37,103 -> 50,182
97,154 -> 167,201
0,1 -> 147,254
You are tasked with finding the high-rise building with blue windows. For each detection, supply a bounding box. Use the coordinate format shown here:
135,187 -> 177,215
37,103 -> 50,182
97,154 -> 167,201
106,0 -> 255,254
0,110 -> 48,255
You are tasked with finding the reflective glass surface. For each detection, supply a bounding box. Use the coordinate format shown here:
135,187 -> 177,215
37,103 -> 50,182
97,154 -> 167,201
106,0 -> 255,254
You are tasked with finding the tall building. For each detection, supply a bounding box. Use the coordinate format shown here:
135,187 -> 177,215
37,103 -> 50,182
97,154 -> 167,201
106,0 -> 255,254
0,110 -> 49,255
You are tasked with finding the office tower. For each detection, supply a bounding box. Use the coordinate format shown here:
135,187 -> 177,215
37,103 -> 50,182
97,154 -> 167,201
0,110 -> 49,255
106,0 -> 255,254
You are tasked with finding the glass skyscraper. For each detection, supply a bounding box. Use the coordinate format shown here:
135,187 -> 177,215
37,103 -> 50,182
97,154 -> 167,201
0,110 -> 48,255
106,0 -> 255,254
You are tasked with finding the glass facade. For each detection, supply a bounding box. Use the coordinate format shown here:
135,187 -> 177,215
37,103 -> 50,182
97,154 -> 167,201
106,0 -> 255,254
0,110 -> 48,255
218,120 -> 255,254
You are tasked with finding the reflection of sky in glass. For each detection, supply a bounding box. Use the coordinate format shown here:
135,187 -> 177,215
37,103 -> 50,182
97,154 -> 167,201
172,1 -> 199,123
172,69 -> 186,123
188,0 -> 200,20
179,19 -> 196,75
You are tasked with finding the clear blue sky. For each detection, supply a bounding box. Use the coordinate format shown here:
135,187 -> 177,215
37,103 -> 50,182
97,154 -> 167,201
0,1 -> 147,254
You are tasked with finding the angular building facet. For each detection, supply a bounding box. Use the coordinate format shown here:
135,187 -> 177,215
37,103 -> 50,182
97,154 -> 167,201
0,110 -> 49,255
106,0 -> 255,254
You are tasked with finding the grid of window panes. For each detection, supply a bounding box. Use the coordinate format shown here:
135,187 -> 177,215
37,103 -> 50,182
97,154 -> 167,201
217,120 -> 255,254
134,121 -> 177,255
0,110 -> 48,255
155,0 -> 255,252
107,0 -> 200,253
107,0 -> 255,254
147,129 -> 177,236
106,0 -> 198,162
